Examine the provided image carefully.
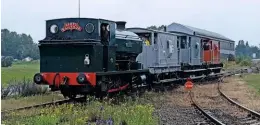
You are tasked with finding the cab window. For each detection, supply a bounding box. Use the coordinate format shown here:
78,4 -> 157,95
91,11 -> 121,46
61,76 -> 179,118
180,36 -> 187,49
140,36 -> 150,46
100,23 -> 110,45
203,42 -> 210,50
137,33 -> 151,46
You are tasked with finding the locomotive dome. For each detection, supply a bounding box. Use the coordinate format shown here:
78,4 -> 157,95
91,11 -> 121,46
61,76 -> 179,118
115,30 -> 141,40
115,21 -> 141,41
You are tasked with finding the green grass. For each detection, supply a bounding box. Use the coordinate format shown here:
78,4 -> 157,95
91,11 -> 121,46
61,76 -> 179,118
223,61 -> 247,70
1,61 -> 39,86
243,74 -> 260,94
2,96 -> 159,125
1,93 -> 64,110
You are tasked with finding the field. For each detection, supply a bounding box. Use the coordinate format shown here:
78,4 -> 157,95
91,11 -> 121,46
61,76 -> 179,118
1,61 -> 39,86
243,74 -> 260,94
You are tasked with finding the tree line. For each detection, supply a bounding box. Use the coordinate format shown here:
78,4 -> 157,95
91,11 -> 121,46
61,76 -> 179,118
235,40 -> 260,59
1,29 -> 39,60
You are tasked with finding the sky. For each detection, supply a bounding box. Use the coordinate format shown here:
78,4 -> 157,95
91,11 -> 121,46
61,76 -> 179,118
1,0 -> 260,46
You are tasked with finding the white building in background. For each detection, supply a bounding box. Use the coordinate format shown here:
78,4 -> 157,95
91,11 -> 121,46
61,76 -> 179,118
23,57 -> 33,62
252,53 -> 256,59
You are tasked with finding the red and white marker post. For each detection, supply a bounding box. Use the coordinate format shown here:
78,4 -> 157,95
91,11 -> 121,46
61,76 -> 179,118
185,77 -> 193,91
184,77 -> 194,103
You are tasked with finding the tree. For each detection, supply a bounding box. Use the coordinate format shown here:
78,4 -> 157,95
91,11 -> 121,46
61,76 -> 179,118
1,56 -> 14,67
238,40 -> 244,45
246,41 -> 249,47
147,25 -> 166,31
235,39 -> 260,59
1,29 -> 39,60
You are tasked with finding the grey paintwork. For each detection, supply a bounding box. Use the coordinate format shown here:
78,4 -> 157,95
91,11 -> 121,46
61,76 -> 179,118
156,33 -> 179,67
220,49 -> 235,55
166,22 -> 234,42
190,37 -> 202,65
180,48 -> 190,64
166,22 -> 235,61
127,27 -> 206,73
126,23 -> 236,74
126,28 -> 181,74
177,36 -> 202,66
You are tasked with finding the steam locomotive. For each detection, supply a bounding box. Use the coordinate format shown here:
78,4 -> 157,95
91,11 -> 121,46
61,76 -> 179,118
33,18 -> 225,98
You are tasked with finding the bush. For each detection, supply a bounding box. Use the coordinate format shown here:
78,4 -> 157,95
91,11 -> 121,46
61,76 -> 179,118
1,78 -> 48,99
240,59 -> 252,66
228,54 -> 235,61
1,56 -> 14,67
235,56 -> 243,64
235,56 -> 252,66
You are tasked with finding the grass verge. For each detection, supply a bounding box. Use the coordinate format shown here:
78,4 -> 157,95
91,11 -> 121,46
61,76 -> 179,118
2,94 -> 159,125
243,74 -> 260,95
1,93 -> 64,110
1,79 -> 49,99
1,61 -> 39,86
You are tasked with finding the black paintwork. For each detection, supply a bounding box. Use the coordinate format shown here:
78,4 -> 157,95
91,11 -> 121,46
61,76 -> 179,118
39,44 -> 104,72
39,18 -> 143,73
107,46 -> 116,71
112,38 -> 142,55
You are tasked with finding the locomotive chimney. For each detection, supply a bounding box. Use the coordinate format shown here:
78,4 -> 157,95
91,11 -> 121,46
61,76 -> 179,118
116,21 -> 126,30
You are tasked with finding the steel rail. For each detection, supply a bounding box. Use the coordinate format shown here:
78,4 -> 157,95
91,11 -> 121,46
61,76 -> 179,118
189,92 -> 226,125
1,97 -> 85,114
218,83 -> 260,118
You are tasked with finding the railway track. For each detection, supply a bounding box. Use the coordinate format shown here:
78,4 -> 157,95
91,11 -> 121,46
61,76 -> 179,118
189,92 -> 226,125
188,68 -> 260,125
218,82 -> 260,125
1,96 -> 86,115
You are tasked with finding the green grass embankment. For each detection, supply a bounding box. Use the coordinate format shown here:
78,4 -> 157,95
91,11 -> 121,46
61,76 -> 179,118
243,74 -> 260,94
1,61 -> 39,86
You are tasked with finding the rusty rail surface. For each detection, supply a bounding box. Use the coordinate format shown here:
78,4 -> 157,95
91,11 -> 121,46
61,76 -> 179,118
189,92 -> 226,125
1,96 -> 85,114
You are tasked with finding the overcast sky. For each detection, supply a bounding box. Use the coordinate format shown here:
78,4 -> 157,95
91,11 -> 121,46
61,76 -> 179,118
1,0 -> 260,46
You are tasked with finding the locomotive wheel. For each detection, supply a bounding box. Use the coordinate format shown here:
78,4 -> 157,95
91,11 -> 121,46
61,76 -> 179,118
60,85 -> 69,98
61,91 -> 77,99
68,93 -> 77,100
60,85 -> 78,100
95,91 -> 105,100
